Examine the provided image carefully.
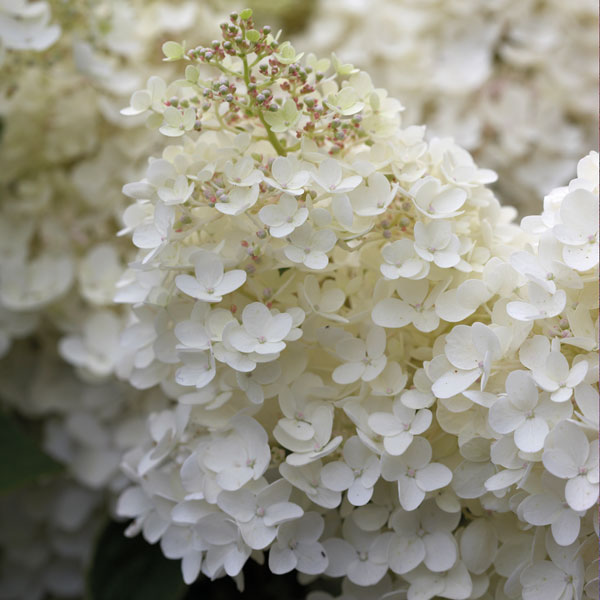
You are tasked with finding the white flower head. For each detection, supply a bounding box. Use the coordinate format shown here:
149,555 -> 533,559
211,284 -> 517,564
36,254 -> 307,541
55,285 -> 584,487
410,176 -> 467,219
284,223 -> 337,270
332,327 -> 387,385
381,437 -> 452,511
175,251 -> 246,303
259,194 -> 308,238
413,220 -> 461,269
542,421 -> 598,512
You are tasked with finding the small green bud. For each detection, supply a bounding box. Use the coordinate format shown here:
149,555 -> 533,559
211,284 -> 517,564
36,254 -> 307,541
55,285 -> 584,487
256,94 -> 265,103
263,25 -> 271,34
229,11 -> 238,21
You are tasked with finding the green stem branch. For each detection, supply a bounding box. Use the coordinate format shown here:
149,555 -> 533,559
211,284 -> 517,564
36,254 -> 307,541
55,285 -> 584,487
241,53 -> 287,156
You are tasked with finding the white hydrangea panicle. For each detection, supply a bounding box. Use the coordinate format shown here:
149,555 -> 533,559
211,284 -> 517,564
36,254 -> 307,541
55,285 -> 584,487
99,6 -> 600,594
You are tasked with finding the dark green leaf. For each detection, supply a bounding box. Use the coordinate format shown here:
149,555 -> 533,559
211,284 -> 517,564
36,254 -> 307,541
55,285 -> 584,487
88,520 -> 187,600
0,411 -> 63,493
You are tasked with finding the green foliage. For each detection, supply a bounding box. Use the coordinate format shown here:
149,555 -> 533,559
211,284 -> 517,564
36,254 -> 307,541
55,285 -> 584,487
0,411 -> 63,493
88,521 -> 187,600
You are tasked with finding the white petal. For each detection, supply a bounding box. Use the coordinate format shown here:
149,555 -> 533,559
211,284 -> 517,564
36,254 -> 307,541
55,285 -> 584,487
368,413 -> 403,436
542,450 -> 579,480
416,463 -> 452,492
372,298 -> 413,328
423,531 -> 458,572
295,541 -> 329,575
347,480 -> 373,506
332,361 -> 364,384
320,461 -> 354,492
551,509 -> 580,546
240,519 -> 277,550
322,538 -> 355,577
520,561 -> 566,600
388,534 -> 425,574
484,468 -> 524,491
347,559 -> 388,587
565,475 -> 598,511
304,251 -> 328,270
268,545 -> 297,574
514,417 -> 548,453
133,224 -> 162,249
217,270 -> 247,296
263,501 -> 303,527
431,369 -> 480,399
459,519 -> 496,575
398,476 -> 425,511
175,275 -> 206,299
384,432 -> 414,456
488,398 -> 525,434
181,551 -> 202,584
520,493 -> 561,526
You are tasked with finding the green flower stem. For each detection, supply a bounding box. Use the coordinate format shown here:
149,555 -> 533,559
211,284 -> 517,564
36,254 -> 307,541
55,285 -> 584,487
241,53 -> 287,156
257,110 -> 288,156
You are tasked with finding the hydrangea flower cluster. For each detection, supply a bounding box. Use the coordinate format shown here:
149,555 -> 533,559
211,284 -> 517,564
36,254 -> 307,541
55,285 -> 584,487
295,0 -> 599,215
0,0 -> 60,62
0,2 -> 233,597
0,479 -> 102,600
112,10 -> 598,598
